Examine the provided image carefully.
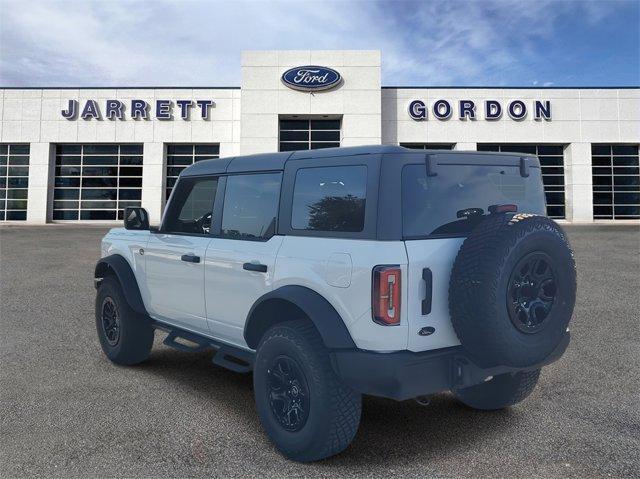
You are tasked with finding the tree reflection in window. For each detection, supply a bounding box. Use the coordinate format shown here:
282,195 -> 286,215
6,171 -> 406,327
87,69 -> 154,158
307,194 -> 365,232
292,166 -> 367,232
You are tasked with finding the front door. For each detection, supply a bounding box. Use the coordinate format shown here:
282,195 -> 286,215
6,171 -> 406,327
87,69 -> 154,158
145,176 -> 218,333
204,172 -> 283,347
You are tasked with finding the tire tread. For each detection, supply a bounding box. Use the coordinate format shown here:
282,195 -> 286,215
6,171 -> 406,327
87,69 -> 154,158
95,276 -> 154,366
255,320 -> 361,462
449,213 -> 576,367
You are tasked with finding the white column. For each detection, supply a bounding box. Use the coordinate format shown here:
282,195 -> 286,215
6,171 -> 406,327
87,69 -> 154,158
454,142 -> 477,151
564,142 -> 593,223
26,143 -> 54,224
141,142 -> 165,225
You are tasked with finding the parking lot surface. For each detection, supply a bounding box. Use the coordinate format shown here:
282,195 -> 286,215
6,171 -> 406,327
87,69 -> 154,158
1,224 -> 639,478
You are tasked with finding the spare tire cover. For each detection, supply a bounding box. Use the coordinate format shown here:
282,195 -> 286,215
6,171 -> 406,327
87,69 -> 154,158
449,213 -> 576,368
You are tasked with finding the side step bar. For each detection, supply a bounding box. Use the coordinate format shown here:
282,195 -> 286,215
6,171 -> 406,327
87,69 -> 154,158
212,346 -> 253,373
163,329 -> 210,352
154,322 -> 254,374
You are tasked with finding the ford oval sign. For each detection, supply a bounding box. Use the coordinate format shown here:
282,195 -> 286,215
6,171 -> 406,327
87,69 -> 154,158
281,66 -> 342,92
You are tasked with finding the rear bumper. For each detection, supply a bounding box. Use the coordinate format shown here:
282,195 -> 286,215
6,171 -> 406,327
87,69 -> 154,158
330,332 -> 570,401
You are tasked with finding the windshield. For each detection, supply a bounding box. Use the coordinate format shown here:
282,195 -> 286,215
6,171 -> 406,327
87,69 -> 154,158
401,163 -> 546,238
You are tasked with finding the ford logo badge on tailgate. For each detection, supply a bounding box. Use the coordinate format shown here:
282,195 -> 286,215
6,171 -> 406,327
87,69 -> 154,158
281,66 -> 342,92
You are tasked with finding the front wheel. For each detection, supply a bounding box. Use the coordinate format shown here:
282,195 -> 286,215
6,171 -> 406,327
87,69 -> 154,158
253,320 -> 362,462
95,276 -> 154,365
453,369 -> 541,410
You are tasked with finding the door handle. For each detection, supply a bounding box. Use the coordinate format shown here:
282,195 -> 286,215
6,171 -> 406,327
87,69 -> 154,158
181,254 -> 200,263
243,262 -> 267,273
422,268 -> 433,315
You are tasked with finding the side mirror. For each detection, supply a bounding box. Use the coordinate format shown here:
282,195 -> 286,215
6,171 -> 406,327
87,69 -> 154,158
124,207 -> 150,230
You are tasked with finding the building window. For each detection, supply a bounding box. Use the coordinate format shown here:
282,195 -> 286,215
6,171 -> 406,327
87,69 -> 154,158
279,119 -> 341,152
400,143 -> 454,150
477,144 -> 566,219
592,144 -> 640,219
166,144 -> 220,200
0,144 -> 29,221
53,144 -> 143,221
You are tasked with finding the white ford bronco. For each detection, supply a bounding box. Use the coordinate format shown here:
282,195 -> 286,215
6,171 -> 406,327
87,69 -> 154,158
95,145 -> 576,461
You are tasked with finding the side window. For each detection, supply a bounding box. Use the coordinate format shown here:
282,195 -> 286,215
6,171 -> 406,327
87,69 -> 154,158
221,173 -> 282,241
163,177 -> 217,235
291,165 -> 367,232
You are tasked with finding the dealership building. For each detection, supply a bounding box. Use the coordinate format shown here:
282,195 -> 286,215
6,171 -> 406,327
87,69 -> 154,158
0,50 -> 638,224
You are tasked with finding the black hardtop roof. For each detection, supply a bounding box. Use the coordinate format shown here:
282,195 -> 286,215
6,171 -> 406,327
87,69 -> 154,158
181,145 -> 537,177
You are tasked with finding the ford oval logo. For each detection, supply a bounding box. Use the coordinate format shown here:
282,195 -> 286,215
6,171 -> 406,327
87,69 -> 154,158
281,65 -> 342,92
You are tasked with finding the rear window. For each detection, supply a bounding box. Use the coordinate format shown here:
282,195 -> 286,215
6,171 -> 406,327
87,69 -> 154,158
402,163 -> 546,237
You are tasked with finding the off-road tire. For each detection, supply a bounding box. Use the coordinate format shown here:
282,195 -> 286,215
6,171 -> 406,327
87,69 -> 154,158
95,276 -> 154,365
253,320 -> 362,462
449,213 -> 576,368
454,369 -> 541,410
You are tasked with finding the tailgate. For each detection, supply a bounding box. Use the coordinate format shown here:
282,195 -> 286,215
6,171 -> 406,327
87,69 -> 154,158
400,154 -> 546,353
404,238 -> 463,352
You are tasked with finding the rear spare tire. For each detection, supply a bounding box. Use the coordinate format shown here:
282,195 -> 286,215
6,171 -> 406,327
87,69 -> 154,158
449,213 -> 576,368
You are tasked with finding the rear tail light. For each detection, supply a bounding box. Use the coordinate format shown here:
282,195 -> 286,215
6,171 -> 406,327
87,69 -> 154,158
372,265 -> 401,326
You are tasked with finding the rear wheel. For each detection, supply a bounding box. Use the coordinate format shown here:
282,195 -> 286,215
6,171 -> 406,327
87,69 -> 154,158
95,276 -> 154,365
253,320 -> 361,462
454,369 -> 541,410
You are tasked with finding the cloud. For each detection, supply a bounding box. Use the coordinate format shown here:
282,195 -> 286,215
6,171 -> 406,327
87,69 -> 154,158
0,0 -> 635,87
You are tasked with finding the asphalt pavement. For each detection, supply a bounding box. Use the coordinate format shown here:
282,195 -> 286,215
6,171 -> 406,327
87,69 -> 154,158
1,224 -> 638,478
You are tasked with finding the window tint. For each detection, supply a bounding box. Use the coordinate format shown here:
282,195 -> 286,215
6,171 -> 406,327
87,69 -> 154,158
292,166 -> 367,232
163,177 -> 217,235
402,163 -> 546,237
221,173 -> 282,240
477,144 -> 566,219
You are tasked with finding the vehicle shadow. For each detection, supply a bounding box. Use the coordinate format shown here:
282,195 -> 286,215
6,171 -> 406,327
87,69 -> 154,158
329,394 -> 513,467
138,343 -> 514,467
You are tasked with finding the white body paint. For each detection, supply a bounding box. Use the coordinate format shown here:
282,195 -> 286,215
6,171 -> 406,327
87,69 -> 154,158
101,229 -> 463,353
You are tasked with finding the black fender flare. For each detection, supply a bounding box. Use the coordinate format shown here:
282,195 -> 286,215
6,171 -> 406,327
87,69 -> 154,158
244,285 -> 356,350
94,254 -> 148,315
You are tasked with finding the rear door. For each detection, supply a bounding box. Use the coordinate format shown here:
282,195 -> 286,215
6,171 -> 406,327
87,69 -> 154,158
402,156 -> 546,352
204,172 -> 283,347
144,176 -> 218,333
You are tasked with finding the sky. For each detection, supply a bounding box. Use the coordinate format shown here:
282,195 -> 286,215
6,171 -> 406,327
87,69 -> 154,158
0,0 -> 638,87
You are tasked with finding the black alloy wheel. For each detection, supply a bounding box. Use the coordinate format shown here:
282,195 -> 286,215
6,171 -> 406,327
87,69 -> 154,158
267,355 -> 310,432
507,252 -> 557,333
95,277 -> 154,365
449,213 -> 576,367
253,320 -> 362,461
101,296 -> 120,346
